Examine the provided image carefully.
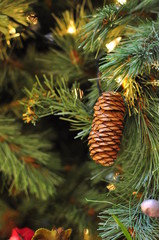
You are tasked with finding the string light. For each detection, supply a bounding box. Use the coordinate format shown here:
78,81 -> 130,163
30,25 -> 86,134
107,184 -> 116,191
117,0 -> 126,4
67,21 -> 76,34
122,76 -> 128,88
8,25 -> 20,38
26,12 -> 38,25
106,37 -> 121,52
116,76 -> 122,84
116,76 -> 128,89
7,40 -> 11,47
84,229 -> 89,235
9,26 -> 16,35
83,229 -> 91,240
132,191 -> 142,198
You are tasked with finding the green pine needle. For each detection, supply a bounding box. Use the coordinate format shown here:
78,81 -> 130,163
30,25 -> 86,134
112,215 -> 132,240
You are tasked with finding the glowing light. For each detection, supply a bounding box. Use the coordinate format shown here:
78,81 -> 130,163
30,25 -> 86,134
116,76 -> 128,88
117,0 -> 126,4
84,229 -> 89,235
8,25 -> 20,38
107,184 -> 116,191
116,76 -> 122,84
106,37 -> 122,52
7,40 -> 11,47
122,76 -> 128,88
26,12 -> 38,25
132,191 -> 142,198
12,33 -> 20,38
9,26 -> 16,35
67,21 -> 76,34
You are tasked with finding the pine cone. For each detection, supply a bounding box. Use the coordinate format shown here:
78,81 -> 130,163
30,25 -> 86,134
88,92 -> 125,166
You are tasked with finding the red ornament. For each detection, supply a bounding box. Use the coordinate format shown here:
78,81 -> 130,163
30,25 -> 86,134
9,227 -> 34,240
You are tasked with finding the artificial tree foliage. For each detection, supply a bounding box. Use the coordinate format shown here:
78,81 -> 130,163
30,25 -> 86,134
0,0 -> 159,239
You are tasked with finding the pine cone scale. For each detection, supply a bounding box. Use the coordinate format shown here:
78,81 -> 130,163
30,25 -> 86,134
88,91 -> 125,166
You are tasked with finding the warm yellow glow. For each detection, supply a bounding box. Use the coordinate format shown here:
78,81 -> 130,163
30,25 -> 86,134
84,229 -> 89,235
106,37 -> 122,52
8,25 -> 20,38
122,76 -> 128,88
132,191 -> 142,198
107,184 -> 116,191
116,76 -> 128,88
132,192 -> 137,195
7,40 -> 11,47
67,21 -> 76,34
116,76 -> 122,84
117,0 -> 126,4
14,33 -> 20,37
26,12 -> 38,25
9,26 -> 16,35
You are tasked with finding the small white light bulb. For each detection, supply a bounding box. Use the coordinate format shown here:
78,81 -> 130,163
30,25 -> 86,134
106,37 -> 122,53
9,27 -> 16,35
67,21 -> 76,34
117,0 -> 126,4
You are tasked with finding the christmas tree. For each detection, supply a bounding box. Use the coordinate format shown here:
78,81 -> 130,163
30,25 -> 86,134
1,0 -> 159,239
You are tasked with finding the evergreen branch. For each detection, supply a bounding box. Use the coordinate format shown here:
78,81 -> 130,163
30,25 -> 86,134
0,45 -> 52,94
0,0 -> 34,61
100,21 -> 159,79
96,93 -> 159,239
133,0 -> 159,13
112,215 -> 132,240
115,94 -> 159,196
79,5 -> 124,55
36,163 -> 104,237
11,163 -> 104,238
99,21 -> 159,112
79,1 -> 158,55
0,0 -> 34,37
0,116 -> 62,199
36,40 -> 95,82
99,202 -> 159,240
22,75 -> 93,139
36,9 -> 96,82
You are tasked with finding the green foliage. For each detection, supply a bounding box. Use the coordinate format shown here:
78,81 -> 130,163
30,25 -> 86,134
79,5 -> 123,55
99,202 -> 159,240
0,0 -> 33,27
22,75 -> 93,139
100,21 -> 159,79
0,0 -> 34,39
1,0 -> 159,239
0,45 -> 46,90
36,9 -> 96,82
37,34 -> 95,81
7,162 -> 105,239
0,116 -> 62,199
133,0 -> 159,13
112,215 -> 132,240
79,0 -> 159,57
0,0 -> 34,59
98,21 -> 159,113
95,93 -> 159,239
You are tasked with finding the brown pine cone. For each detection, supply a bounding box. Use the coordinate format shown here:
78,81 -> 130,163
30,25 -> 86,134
88,92 -> 125,166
